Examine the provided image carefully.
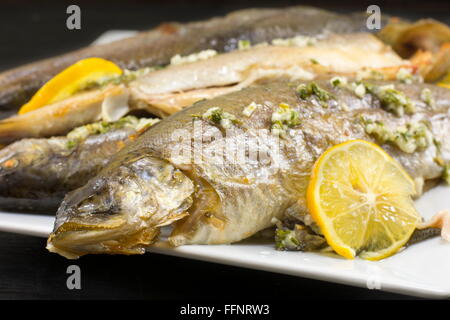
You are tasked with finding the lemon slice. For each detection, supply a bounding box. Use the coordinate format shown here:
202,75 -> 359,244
306,140 -> 421,260
19,57 -> 122,115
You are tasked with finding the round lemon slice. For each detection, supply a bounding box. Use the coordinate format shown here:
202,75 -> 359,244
19,57 -> 122,115
307,140 -> 421,260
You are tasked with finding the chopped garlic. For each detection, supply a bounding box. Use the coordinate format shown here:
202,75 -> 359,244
242,101 -> 259,117
271,103 -> 300,125
340,102 -> 349,111
170,49 -> 218,66
363,118 -> 432,153
365,83 -> 416,116
296,82 -> 333,104
353,83 -> 366,98
275,228 -> 300,250
396,68 -> 414,84
270,103 -> 300,137
202,107 -> 237,128
356,69 -> 385,81
420,88 -> 435,108
122,67 -> 154,82
271,122 -> 286,138
330,76 -> 348,88
220,118 -> 233,129
238,40 -> 251,50
271,35 -> 317,47
66,116 -> 159,149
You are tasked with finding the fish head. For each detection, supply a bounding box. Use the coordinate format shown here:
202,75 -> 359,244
47,151 -> 194,259
0,139 -> 63,200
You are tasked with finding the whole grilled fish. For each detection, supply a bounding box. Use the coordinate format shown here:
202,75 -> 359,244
0,6 -> 374,117
47,79 -> 450,259
0,33 -> 409,143
0,116 -> 158,212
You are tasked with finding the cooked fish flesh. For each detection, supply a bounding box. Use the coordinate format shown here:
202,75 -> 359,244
0,33 -> 410,143
0,116 -> 158,212
0,6 -> 376,117
0,86 -> 129,143
46,79 -> 450,258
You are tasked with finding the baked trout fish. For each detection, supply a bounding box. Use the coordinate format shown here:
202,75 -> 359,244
47,79 -> 450,259
0,5 -> 376,116
0,33 -> 410,143
0,116 -> 158,212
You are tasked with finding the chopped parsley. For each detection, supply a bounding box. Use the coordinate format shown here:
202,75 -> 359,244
275,225 -> 327,251
330,76 -> 348,88
66,116 -> 159,149
365,84 -> 416,116
362,118 -> 433,153
238,39 -> 251,50
170,49 -> 218,66
275,228 -> 300,250
271,35 -> 317,47
242,101 -> 259,117
396,68 -> 415,84
420,88 -> 435,108
296,82 -> 333,106
77,67 -> 155,93
202,107 -> 238,129
356,69 -> 385,81
270,103 -> 301,137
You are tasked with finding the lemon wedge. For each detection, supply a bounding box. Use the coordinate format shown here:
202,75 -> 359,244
306,140 -> 421,260
19,57 -> 122,115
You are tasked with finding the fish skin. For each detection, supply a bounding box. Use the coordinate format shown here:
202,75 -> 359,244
406,228 -> 441,246
0,33 -> 409,143
47,80 -> 450,258
0,6 -> 378,117
129,33 -> 405,111
0,118 -> 155,212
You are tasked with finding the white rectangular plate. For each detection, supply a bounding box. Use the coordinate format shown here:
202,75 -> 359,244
0,31 -> 449,299
0,185 -> 449,299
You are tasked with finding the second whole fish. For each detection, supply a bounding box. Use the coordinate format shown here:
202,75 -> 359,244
0,6 -> 377,116
0,33 -> 411,143
46,79 -> 450,258
0,116 -> 158,212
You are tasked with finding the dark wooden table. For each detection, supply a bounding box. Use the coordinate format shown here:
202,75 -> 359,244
0,0 -> 447,300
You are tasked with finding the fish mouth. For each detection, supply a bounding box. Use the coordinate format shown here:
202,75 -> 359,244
46,216 -> 160,259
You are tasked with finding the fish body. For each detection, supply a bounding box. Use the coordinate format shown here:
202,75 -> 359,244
0,116 -> 158,212
0,6 -> 376,116
47,80 -> 450,258
0,33 -> 409,143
